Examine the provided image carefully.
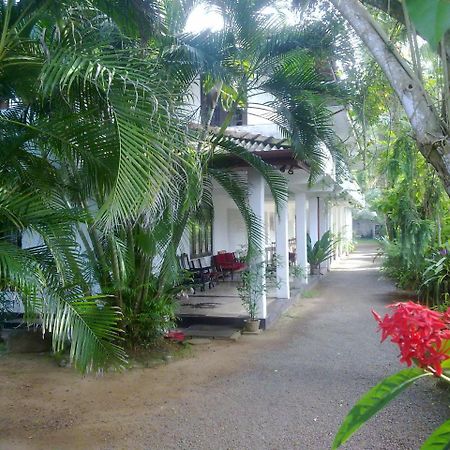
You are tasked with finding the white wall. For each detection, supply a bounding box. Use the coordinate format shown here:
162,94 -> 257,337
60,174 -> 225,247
266,200 -> 297,245
188,80 -> 281,135
212,193 -> 246,253
178,228 -> 191,256
21,230 -> 42,249
186,79 -> 201,122
227,209 -> 247,252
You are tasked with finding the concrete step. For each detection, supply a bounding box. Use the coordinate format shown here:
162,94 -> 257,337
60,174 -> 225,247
181,324 -> 242,341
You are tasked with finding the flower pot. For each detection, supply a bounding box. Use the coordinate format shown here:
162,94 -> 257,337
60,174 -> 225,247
310,264 -> 320,275
244,319 -> 260,332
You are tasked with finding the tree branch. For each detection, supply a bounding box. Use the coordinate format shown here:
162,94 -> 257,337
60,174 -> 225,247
328,0 -> 450,194
361,0 -> 450,64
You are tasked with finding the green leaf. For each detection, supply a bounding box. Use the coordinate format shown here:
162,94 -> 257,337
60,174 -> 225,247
421,419 -> 450,449
332,368 -> 432,449
406,0 -> 450,49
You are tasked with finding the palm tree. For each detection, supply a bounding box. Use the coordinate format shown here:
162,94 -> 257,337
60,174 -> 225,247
0,0 -> 284,366
0,0 -> 346,370
0,0 -> 197,369
171,0 -> 347,179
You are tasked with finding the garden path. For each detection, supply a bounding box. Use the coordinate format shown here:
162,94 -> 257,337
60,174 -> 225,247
1,242 -> 449,449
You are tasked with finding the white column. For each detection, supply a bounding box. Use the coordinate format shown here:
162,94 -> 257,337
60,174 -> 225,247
345,207 -> 353,254
329,205 -> 336,260
338,206 -> 345,256
334,206 -> 341,258
319,199 -> 331,270
295,192 -> 308,280
308,195 -> 320,246
248,168 -> 267,319
319,198 -> 329,238
348,208 -> 353,242
276,201 -> 290,299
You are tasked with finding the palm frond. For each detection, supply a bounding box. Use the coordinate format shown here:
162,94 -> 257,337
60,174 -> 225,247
209,168 -> 264,258
38,292 -> 127,372
0,240 -> 43,292
210,135 -> 288,214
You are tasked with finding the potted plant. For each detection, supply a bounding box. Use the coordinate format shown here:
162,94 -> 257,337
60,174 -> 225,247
237,262 -> 266,332
307,230 -> 337,275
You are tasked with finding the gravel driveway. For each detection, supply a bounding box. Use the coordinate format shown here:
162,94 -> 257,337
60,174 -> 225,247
2,243 -> 449,450
139,243 -> 449,450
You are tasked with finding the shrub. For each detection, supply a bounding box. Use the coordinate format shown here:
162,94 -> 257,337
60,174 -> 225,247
420,247 -> 450,307
123,295 -> 177,349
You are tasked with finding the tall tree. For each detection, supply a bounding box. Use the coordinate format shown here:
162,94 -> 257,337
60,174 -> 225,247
328,0 -> 450,196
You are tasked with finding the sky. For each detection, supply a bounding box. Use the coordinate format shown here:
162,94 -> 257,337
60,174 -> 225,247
184,0 -> 301,34
184,4 -> 224,33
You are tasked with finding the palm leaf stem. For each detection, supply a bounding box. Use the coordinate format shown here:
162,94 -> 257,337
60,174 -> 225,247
108,233 -> 123,308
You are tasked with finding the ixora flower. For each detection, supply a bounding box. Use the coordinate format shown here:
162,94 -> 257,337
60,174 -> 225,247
372,301 -> 450,376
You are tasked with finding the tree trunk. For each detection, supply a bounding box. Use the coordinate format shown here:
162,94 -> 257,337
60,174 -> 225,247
329,0 -> 450,195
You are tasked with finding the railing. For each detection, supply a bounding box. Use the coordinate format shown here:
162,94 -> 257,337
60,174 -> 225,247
265,238 -> 297,266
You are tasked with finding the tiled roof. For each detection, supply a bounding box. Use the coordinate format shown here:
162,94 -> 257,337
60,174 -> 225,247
216,127 -> 291,153
190,123 -> 291,153
189,123 -> 309,171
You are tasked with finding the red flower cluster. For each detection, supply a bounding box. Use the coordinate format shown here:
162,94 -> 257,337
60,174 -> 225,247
372,301 -> 450,376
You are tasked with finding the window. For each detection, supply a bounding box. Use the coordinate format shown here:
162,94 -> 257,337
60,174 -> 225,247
1,229 -> 22,247
200,82 -> 247,127
209,103 -> 247,127
190,209 -> 213,257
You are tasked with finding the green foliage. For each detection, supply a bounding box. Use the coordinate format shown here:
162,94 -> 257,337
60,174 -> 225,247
420,418 -> 450,449
406,0 -> 450,49
0,0 -> 350,370
307,230 -> 336,270
420,250 -> 450,307
301,289 -> 319,298
42,296 -> 127,372
289,264 -> 305,279
0,240 -> 127,372
378,238 -> 426,289
123,294 -> 177,349
333,368 -> 432,449
237,261 -> 266,320
374,135 -> 445,291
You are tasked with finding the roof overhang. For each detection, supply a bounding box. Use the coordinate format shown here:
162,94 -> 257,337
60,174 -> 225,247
191,124 -> 310,173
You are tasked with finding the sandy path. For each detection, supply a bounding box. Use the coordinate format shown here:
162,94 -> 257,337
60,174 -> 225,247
1,243 -> 448,450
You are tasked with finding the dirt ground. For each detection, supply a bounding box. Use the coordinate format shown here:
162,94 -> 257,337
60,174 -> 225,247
1,243 -> 449,450
1,317 -> 295,449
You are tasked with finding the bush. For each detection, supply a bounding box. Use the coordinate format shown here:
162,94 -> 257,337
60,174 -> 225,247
123,295 -> 177,349
379,238 -> 426,290
419,246 -> 450,307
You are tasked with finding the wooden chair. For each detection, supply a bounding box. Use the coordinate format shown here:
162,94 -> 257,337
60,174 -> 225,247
179,253 -> 212,293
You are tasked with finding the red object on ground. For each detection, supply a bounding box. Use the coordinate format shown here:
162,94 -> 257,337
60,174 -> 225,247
165,330 -> 185,342
372,301 -> 450,376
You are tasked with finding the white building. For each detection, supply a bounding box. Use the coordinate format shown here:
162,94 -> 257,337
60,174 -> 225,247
178,80 -> 363,327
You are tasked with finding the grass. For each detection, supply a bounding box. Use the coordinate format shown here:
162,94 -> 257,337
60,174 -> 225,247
48,337 -> 195,370
302,289 -> 319,298
356,238 -> 380,246
128,339 -> 194,369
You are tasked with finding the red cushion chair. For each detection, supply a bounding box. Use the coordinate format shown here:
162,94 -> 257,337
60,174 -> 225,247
213,252 -> 246,280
